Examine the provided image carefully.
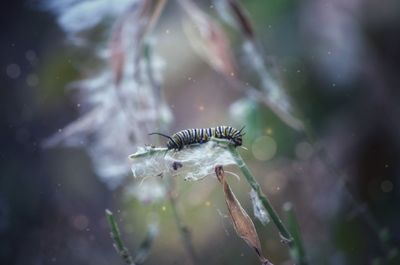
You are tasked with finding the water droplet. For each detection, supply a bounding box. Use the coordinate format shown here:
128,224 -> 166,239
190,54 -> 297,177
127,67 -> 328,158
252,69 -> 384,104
6,64 -> 21,79
25,50 -> 37,62
26,74 -> 39,87
73,214 -> 89,231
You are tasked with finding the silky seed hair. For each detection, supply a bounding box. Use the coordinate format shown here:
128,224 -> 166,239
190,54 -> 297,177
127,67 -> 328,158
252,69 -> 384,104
150,126 -> 245,150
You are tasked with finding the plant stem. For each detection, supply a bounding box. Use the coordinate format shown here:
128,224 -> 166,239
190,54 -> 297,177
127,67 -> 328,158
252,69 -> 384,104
225,143 -> 309,264
169,196 -> 199,265
105,209 -> 136,265
227,145 -> 293,244
283,202 -> 307,265
165,175 -> 198,265
129,147 -> 168,159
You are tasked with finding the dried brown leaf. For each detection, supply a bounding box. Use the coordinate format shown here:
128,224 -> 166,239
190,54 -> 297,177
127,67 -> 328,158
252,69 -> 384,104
179,0 -> 236,76
215,166 -> 273,265
109,0 -> 167,87
110,19 -> 125,86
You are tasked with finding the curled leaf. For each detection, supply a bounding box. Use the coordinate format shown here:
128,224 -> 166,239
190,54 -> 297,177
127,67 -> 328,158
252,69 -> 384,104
215,166 -> 273,265
179,0 -> 236,76
110,0 -> 167,87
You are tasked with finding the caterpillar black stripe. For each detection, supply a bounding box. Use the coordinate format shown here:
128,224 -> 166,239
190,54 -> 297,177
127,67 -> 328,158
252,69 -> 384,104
149,126 -> 245,150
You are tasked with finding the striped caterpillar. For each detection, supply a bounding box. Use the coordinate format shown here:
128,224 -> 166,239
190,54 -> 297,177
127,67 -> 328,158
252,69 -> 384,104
150,126 -> 245,150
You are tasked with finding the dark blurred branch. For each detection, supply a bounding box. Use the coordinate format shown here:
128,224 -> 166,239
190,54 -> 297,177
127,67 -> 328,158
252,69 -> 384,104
169,196 -> 199,265
226,0 -> 254,38
166,176 -> 199,265
133,222 -> 158,264
316,148 -> 399,262
220,2 -> 398,261
214,0 -> 304,131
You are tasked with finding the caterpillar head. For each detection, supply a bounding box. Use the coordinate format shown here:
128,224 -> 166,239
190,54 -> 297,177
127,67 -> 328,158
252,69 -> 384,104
149,132 -> 179,150
232,134 -> 243,147
167,140 -> 179,150
231,126 -> 245,147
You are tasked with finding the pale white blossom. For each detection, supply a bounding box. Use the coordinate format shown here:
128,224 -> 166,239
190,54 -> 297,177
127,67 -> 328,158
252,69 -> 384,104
44,0 -> 172,188
130,141 -> 237,181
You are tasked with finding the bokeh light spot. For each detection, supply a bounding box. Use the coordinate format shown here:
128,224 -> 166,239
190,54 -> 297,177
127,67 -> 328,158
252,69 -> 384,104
251,135 -> 277,161
381,180 -> 393,193
6,64 -> 21,79
73,214 -> 89,231
25,50 -> 37,62
26,74 -> 39,87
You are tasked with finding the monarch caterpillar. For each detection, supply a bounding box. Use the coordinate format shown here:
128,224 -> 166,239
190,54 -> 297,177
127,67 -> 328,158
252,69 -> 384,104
150,126 -> 245,150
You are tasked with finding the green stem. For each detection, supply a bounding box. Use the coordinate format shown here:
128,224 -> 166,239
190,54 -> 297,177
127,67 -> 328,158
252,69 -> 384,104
129,147 -> 168,159
283,202 -> 307,265
211,139 -> 308,264
105,209 -> 135,265
227,145 -> 293,244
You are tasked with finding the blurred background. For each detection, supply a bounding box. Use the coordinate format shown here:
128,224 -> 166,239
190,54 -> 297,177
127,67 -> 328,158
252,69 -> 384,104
1,0 -> 400,264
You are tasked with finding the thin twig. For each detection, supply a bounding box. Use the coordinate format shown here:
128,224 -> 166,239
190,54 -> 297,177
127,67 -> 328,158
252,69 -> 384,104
170,196 -> 199,264
224,142 -> 294,244
315,145 -> 399,261
220,1 -> 397,260
105,209 -> 136,265
129,147 -> 168,159
133,222 -> 159,264
166,176 -> 198,265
